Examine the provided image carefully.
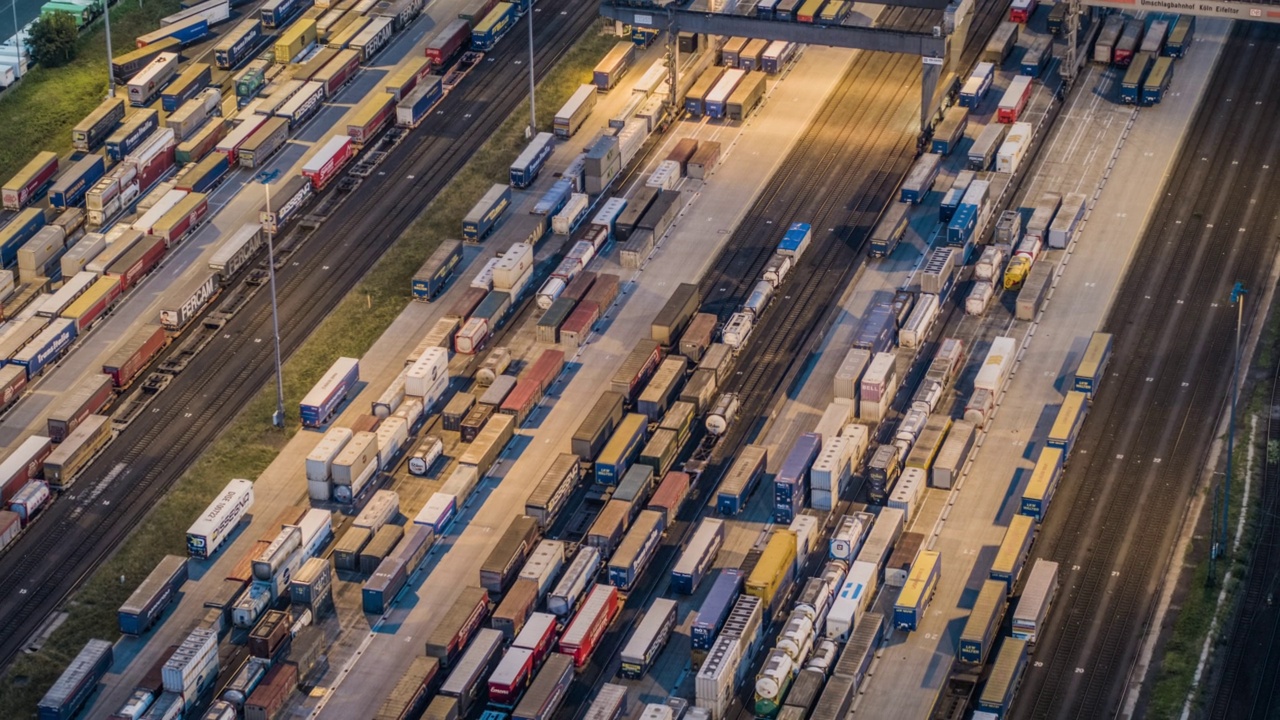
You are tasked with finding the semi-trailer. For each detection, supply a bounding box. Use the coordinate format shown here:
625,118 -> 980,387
300,357 -> 360,427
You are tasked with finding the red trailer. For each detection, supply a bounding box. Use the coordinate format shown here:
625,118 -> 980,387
103,324 -> 168,388
347,94 -> 396,146
646,470 -> 691,523
0,436 -> 53,504
319,50 -> 360,97
0,366 -> 28,413
302,135 -> 354,191
446,286 -> 487,323
487,647 -> 535,707
1009,0 -> 1037,22
559,584 -> 619,668
512,612 -> 557,665
2,152 -> 59,211
997,75 -> 1033,123
499,349 -> 565,424
106,234 -> 167,291
425,19 -> 470,67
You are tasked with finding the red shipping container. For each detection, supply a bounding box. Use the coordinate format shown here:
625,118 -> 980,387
350,414 -> 381,434
47,374 -> 113,442
487,647 -> 534,706
0,367 -> 28,411
0,437 -> 52,504
154,196 -> 210,246
107,234 -> 167,291
2,153 -> 59,210
348,96 -> 395,145
512,612 -> 557,665
302,135 -> 354,191
446,286 -> 487,322
103,324 -> 168,388
558,584 -> 618,668
562,271 -> 596,302
66,279 -> 123,333
582,273 -> 620,309
244,662 -> 298,720
559,301 -> 599,348
136,646 -> 178,696
132,144 -> 177,196
322,53 -> 360,97
424,19 -> 470,67
646,471 -> 691,523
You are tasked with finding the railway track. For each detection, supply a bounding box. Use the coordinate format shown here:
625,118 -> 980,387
1204,316 -> 1280,719
561,0 -> 1013,710
0,0 -> 599,677
1013,21 -> 1280,719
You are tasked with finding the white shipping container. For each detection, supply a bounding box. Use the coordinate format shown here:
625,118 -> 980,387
841,423 -> 870,471
133,189 -> 189,235
646,160 -> 681,190
414,491 -> 456,531
788,515 -> 818,569
471,257 -> 499,291
493,243 -> 534,290
552,194 -> 589,235
374,416 -> 409,469
161,627 -> 218,694
996,122 -> 1032,174
974,336 -> 1017,392
695,633 -> 742,718
888,467 -> 927,522
811,436 -> 852,503
186,478 -> 254,558
405,346 -> 449,404
519,539 -> 566,597
825,560 -> 877,641
813,398 -> 855,442
305,426 -> 353,483
833,347 -> 871,401
332,431 -> 377,486
353,489 -> 399,532
440,465 -> 480,503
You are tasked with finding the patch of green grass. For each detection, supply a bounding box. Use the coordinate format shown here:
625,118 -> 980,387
0,0 -> 185,182
0,27 -> 615,716
1145,315 -> 1277,718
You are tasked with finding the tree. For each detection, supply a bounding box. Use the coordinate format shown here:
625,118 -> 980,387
27,11 -> 80,68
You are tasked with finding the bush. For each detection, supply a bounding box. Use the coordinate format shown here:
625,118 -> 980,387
27,12 -> 80,68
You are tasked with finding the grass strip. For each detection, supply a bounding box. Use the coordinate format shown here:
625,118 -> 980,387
0,26 -> 615,714
1144,314 -> 1277,718
0,0 -> 184,182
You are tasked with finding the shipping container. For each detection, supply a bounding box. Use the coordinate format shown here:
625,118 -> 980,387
607,509 -> 665,590
548,545 -> 600,617
559,584 -> 618,668
480,515 -> 539,595
46,372 -> 112,442
619,597 -> 677,679
977,637 -> 1028,717
426,586 -> 491,666
990,514 -> 1035,591
893,549 -> 940,630
126,52 -> 181,107
554,85 -> 597,139
958,579 -> 1007,665
511,653 -> 573,720
1012,558 -> 1059,643
300,357 -> 360,428
376,656 -> 440,720
37,639 -> 113,720
746,528 -> 796,616
42,415 -> 110,489
1046,390 -> 1087,458
73,97 -> 126,152
595,413 -> 647,485
706,435 -> 763,511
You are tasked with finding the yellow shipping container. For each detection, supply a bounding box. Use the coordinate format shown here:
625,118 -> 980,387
384,56 -> 429,101
275,19 -> 318,63
745,529 -> 796,611
61,276 -> 121,326
327,15 -> 369,49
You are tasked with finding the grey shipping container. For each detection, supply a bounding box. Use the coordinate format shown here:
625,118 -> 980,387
442,393 -> 475,432
931,421 -> 975,489
620,229 -> 655,269
1016,262 -> 1052,321
334,526 -> 372,571
511,653 -> 574,720
573,391 -> 624,459
652,283 -> 700,347
537,296 -> 576,344
360,524 -> 404,575
479,515 -> 540,595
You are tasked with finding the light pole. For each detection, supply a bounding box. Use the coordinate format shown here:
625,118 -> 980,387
525,0 -> 535,136
10,0 -> 21,76
264,182 -> 286,429
104,0 -> 114,96
1221,282 -> 1246,555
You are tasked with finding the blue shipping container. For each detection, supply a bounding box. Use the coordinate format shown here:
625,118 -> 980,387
0,209 -> 47,268
118,556 -> 189,635
470,2 -> 516,52
595,419 -> 647,485
533,178 -> 572,216
299,358 -> 359,428
260,0 -> 306,28
774,433 -> 821,523
462,185 -> 511,240
691,569 -> 743,651
50,155 -> 106,209
183,153 -> 230,193
155,18 -> 210,51
106,111 -> 160,163
215,20 -> 264,69
607,514 -> 664,590
947,203 -> 978,247
401,76 -> 444,126
852,303 -> 896,353
162,64 -> 212,113
778,222 -> 811,256
14,319 -> 78,380
511,133 -> 555,189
